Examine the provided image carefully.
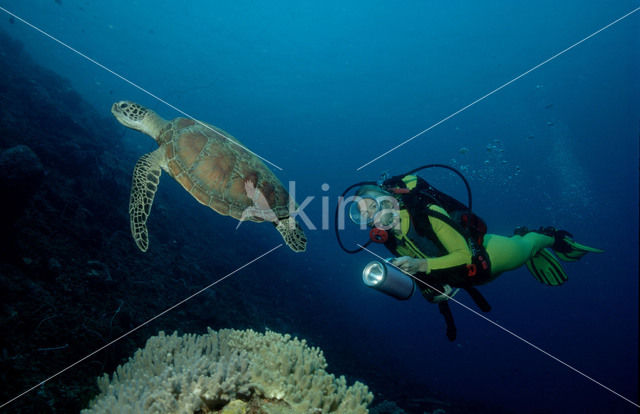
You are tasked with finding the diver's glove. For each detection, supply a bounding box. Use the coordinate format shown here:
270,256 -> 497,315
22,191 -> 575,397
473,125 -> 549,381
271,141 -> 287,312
392,256 -> 429,274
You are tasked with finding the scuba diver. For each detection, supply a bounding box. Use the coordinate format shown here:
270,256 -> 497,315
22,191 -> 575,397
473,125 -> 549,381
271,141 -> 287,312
335,165 -> 603,341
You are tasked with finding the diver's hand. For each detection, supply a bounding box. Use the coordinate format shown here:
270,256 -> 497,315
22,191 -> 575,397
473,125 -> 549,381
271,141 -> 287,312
392,256 -> 429,274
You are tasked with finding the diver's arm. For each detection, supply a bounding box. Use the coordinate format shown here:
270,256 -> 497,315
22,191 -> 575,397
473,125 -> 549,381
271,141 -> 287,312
424,205 -> 472,273
392,205 -> 471,275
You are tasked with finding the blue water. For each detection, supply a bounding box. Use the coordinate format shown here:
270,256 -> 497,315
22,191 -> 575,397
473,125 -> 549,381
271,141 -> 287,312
1,1 -> 638,412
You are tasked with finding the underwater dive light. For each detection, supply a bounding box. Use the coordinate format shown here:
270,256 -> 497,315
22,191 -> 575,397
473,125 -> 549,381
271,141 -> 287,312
362,260 -> 415,300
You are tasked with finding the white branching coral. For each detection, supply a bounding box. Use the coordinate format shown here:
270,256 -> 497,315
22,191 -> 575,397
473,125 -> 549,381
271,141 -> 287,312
82,328 -> 372,414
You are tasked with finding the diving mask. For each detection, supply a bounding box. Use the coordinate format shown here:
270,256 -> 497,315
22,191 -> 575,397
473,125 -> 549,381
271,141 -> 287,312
348,194 -> 400,228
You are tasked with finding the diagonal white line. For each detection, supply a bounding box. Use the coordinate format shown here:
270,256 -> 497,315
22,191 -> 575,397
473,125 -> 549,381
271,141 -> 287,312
359,245 -> 640,409
0,244 -> 283,410
356,6 -> 640,171
0,5 -> 283,171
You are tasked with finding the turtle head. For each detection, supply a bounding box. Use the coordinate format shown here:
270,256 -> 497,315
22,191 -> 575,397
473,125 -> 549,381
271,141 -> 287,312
111,101 -> 165,139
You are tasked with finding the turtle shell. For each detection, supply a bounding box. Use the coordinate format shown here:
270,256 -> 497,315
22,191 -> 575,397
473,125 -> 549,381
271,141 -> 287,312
157,117 -> 290,222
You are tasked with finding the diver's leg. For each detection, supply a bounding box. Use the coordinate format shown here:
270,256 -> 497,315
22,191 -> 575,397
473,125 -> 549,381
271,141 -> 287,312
484,232 -> 554,276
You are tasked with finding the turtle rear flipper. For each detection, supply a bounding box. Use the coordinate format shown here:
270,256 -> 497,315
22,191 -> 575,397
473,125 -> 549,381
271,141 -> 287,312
129,149 -> 163,252
276,217 -> 307,252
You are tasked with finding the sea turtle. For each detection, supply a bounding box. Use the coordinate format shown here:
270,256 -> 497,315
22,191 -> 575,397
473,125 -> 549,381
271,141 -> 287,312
111,101 -> 306,252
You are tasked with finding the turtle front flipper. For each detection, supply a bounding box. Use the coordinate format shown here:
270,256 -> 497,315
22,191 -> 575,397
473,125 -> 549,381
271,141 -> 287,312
129,149 -> 163,252
275,217 -> 307,252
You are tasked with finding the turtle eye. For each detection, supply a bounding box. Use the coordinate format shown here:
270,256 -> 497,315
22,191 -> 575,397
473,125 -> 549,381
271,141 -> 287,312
120,103 -> 128,109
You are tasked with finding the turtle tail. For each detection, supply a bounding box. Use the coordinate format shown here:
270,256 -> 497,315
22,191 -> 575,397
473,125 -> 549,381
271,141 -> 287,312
275,217 -> 307,252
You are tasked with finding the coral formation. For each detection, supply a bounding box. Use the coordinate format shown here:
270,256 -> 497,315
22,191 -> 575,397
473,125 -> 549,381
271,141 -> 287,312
82,328 -> 372,413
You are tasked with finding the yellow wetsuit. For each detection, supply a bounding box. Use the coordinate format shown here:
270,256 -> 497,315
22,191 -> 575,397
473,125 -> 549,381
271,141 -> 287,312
392,206 -> 555,283
389,175 -> 556,285
393,205 -> 472,274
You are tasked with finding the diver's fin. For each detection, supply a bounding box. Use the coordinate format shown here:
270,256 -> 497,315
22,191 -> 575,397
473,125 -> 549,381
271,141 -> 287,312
554,236 -> 604,262
525,248 -> 568,286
